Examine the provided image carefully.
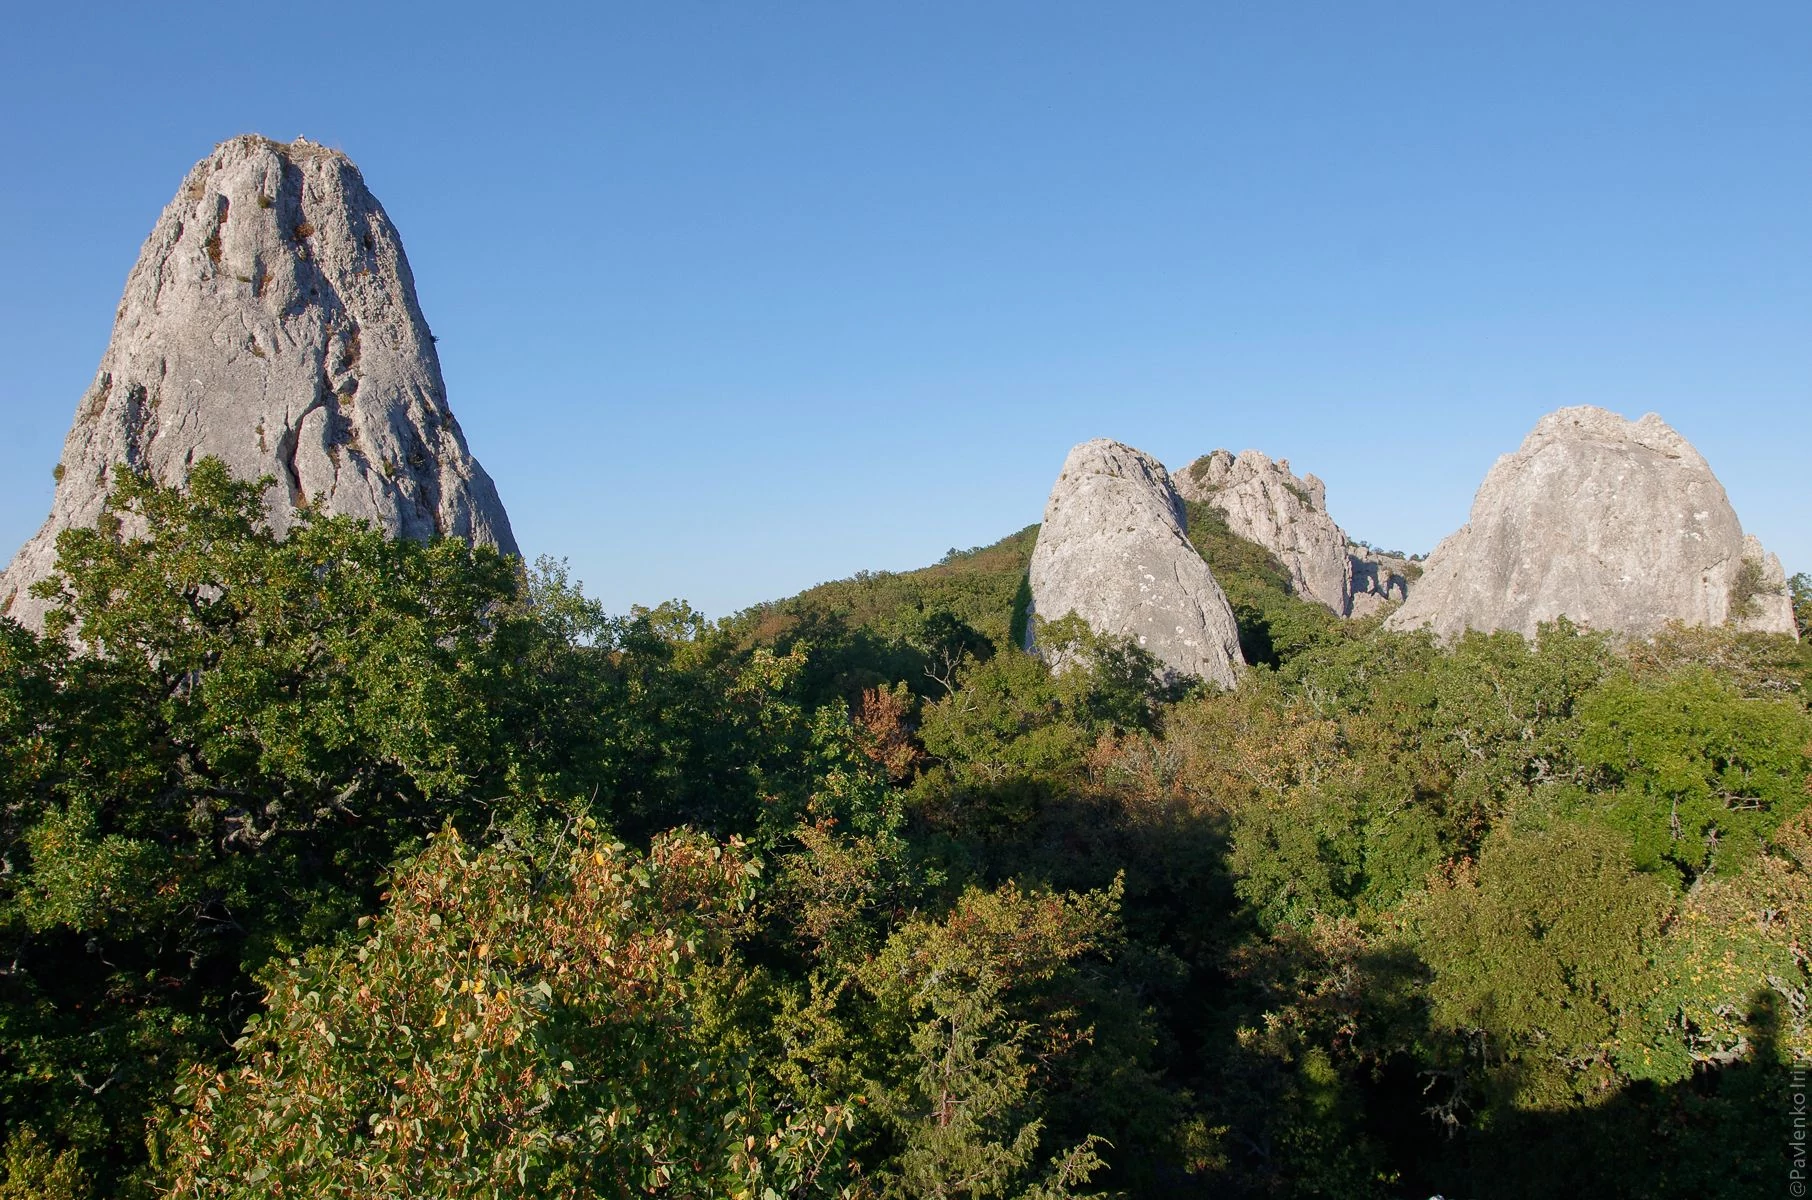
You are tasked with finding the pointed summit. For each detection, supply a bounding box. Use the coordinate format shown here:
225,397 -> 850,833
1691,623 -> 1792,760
2,134 -> 517,627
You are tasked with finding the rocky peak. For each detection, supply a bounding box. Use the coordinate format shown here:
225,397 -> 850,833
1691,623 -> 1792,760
1177,448 -> 1350,613
1026,439 -> 1243,686
1176,447 -> 1414,617
1386,406 -> 1796,640
1,135 -> 516,628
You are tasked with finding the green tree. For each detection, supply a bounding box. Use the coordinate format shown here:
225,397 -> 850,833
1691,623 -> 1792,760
1576,668 -> 1812,883
1653,806 -> 1812,1071
1410,823 -> 1678,1108
0,1129 -> 90,1200
0,460 -> 917,1192
159,823 -> 860,1198
798,879 -> 1125,1200
917,618 -> 1169,787
586,599 -> 825,843
0,461 -> 545,1191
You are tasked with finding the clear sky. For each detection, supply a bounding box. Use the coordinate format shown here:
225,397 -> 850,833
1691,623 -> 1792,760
2,1 -> 1806,618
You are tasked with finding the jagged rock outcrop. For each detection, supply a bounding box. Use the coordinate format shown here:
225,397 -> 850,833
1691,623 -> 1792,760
1387,406 -> 1796,640
1346,546 -> 1415,618
1025,439 -> 1244,686
1176,449 -> 1352,613
1,135 -> 516,628
1176,448 -> 1414,617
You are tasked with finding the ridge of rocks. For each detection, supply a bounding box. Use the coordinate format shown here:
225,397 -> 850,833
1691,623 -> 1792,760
2,134 -> 516,628
1175,448 -> 1411,617
1386,406 -> 1796,640
1025,439 -> 1244,686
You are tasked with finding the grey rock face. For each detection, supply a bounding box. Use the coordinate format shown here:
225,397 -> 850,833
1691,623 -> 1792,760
1176,448 -> 1414,617
1176,449 -> 1353,613
2,135 -> 516,628
1386,406 -> 1796,640
1346,547 -> 1415,618
1026,439 -> 1244,687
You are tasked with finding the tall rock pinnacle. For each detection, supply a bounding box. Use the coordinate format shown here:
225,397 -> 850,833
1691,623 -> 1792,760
1025,439 -> 1244,687
1387,406 -> 1796,640
2,135 -> 517,628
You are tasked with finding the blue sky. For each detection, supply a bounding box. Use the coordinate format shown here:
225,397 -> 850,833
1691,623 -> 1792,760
2,2 -> 1806,617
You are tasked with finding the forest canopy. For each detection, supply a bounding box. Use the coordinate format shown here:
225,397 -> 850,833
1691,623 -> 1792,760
1,459 -> 1808,1199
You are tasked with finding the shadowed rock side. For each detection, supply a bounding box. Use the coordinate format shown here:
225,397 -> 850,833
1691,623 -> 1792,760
1,134 -> 516,628
1026,439 -> 1244,687
1346,546 -> 1414,618
1387,406 -> 1796,640
1175,448 -> 1412,617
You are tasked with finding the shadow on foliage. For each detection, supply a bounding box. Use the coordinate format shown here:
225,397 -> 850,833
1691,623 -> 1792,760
1391,989 -> 1798,1200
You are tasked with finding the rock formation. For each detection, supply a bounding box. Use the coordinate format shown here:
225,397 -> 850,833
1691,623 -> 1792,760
1346,546 -> 1415,618
1,135 -> 516,628
1026,439 -> 1244,686
1386,406 -> 1796,640
1176,449 -> 1353,613
1175,448 -> 1414,617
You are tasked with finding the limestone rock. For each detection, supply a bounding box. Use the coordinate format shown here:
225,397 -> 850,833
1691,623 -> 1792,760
1176,449 -> 1353,613
1386,406 -> 1796,640
1026,439 -> 1244,686
1175,448 -> 1414,617
1346,547 -> 1415,618
2,135 -> 517,628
